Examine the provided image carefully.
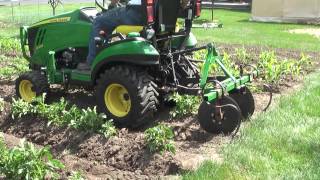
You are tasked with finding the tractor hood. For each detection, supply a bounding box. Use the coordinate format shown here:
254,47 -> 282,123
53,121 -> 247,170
30,7 -> 97,28
22,7 -> 97,65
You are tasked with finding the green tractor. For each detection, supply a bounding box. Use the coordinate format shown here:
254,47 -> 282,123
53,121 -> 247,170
16,0 -> 260,134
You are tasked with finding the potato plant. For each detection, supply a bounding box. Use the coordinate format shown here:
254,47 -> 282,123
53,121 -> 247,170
144,124 -> 175,154
170,93 -> 201,118
0,137 -> 64,179
99,120 -> 117,139
11,98 -> 35,119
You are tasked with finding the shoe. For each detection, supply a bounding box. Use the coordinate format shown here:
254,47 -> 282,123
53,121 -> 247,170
77,62 -> 91,70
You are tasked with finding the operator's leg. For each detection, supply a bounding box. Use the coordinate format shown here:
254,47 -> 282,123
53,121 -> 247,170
79,7 -> 144,70
79,8 -> 123,70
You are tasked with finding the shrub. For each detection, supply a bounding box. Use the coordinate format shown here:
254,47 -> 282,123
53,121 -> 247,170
0,137 -> 64,179
144,124 -> 175,154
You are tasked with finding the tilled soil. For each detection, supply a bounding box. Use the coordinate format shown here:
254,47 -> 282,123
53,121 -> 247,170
0,80 -> 274,179
0,109 -> 180,179
0,44 -> 319,179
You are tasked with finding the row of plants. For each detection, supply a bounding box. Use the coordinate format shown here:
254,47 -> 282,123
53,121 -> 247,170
194,48 -> 313,85
11,95 -> 117,138
0,55 -> 29,80
0,136 -> 84,179
219,50 -> 311,84
2,96 -> 176,179
258,51 -> 312,83
0,38 -> 21,55
11,95 -> 176,154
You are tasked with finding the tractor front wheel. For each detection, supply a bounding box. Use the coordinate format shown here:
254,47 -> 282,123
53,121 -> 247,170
15,71 -> 49,102
96,66 -> 159,128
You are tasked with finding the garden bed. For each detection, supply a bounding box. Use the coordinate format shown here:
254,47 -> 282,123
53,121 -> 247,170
0,42 -> 319,179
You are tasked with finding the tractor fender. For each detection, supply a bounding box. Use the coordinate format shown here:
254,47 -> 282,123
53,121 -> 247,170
91,38 -> 159,82
171,32 -> 198,49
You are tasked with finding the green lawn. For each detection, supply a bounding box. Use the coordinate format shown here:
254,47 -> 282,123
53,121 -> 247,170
193,10 -> 320,51
1,5 -> 319,51
183,70 -> 320,179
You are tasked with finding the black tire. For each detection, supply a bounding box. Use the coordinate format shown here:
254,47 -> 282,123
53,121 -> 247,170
198,96 -> 241,134
95,66 -> 159,128
15,71 -> 49,102
229,87 -> 255,120
175,56 -> 200,87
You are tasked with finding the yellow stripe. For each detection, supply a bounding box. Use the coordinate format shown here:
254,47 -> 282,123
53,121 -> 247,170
115,25 -> 144,35
31,17 -> 71,27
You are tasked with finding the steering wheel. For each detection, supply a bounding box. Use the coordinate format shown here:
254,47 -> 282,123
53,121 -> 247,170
95,0 -> 124,12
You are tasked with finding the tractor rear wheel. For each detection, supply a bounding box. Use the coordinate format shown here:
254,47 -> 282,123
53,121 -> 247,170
15,71 -> 49,102
96,66 -> 159,128
198,96 -> 241,134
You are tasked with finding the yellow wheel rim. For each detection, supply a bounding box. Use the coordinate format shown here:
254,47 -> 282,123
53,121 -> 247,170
104,83 -> 131,117
19,80 -> 36,102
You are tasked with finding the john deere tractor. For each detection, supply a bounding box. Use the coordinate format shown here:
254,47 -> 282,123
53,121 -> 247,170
17,0 -> 260,134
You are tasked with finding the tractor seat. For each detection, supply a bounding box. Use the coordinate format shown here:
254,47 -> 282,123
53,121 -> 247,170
112,0 -> 154,35
114,0 -> 180,36
115,25 -> 144,35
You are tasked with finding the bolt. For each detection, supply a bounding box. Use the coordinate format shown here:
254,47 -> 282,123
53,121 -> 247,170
123,93 -> 130,101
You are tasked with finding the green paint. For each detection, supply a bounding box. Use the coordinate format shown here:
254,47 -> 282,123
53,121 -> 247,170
21,7 -> 159,85
92,40 -> 159,68
27,9 -> 91,66
71,70 -> 91,82
172,32 -> 198,49
200,44 -> 258,103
